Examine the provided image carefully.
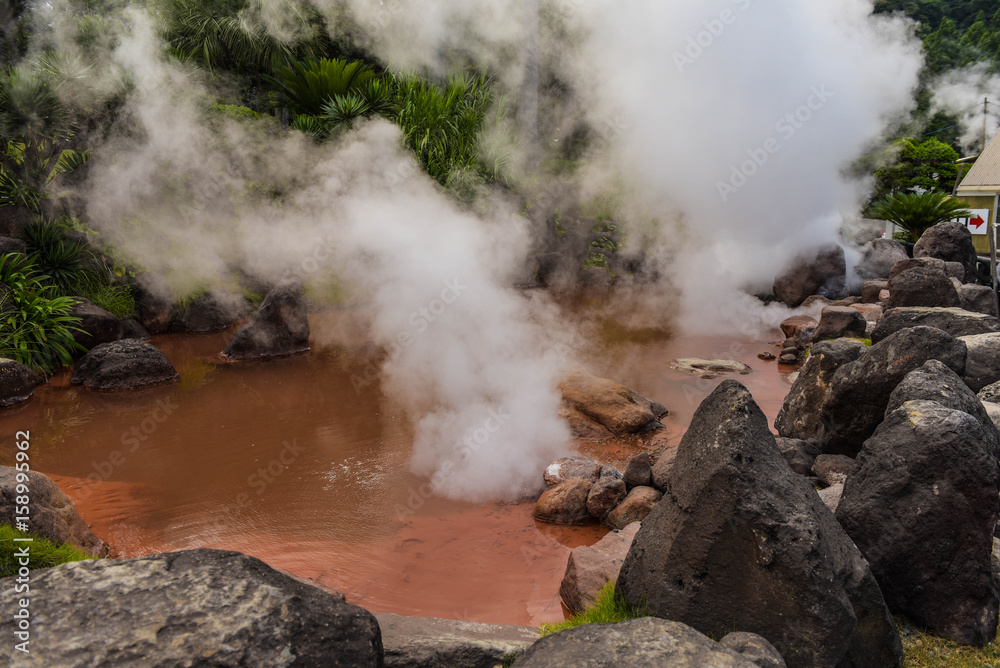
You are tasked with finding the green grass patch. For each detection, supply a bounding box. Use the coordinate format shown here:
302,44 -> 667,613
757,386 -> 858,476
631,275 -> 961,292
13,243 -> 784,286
539,582 -> 647,637
899,617 -> 1000,667
0,523 -> 98,577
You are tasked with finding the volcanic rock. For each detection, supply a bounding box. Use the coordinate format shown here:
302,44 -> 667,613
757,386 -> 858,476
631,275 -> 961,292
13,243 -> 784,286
871,306 -> 1000,343
772,244 -> 846,307
533,478 -> 593,525
913,221 -> 979,282
836,401 -> 1000,646
71,339 -> 179,391
855,238 -> 909,280
69,298 -> 124,351
587,476 -> 627,520
718,632 -> 788,668
616,381 -> 902,668
223,282 -> 310,360
0,359 -> 37,407
862,279 -> 888,304
560,522 -> 640,614
0,467 -> 104,555
961,333 -> 1000,393
543,456 -> 601,486
958,284 -> 999,317
560,371 -> 667,435
602,486 -> 661,530
775,437 -> 821,476
812,306 -> 867,341
887,267 -> 960,309
376,613 -> 536,668
623,452 -> 652,489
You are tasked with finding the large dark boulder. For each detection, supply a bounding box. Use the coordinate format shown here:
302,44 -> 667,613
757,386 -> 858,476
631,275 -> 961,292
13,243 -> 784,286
172,291 -> 251,333
960,333 -> 1000,392
0,359 -> 37,408
818,326 -> 966,457
616,381 -> 902,668
376,613 -> 535,668
512,618 -> 758,667
71,339 -> 179,391
0,467 -> 104,555
772,244 -> 846,307
888,257 -> 946,281
560,372 -> 667,435
223,282 -> 310,360
774,338 -> 868,441
70,298 -> 124,351
812,306 -> 867,341
836,401 -> 1000,646
855,238 -> 909,280
872,306 -> 1000,343
0,549 -> 383,665
886,359 -> 1000,459
914,221 -> 979,283
887,267 -> 959,309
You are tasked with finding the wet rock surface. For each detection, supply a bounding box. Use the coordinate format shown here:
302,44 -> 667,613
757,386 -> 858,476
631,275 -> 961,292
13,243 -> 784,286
602,486 -> 661,530
617,381 -> 902,668
0,549 -> 383,667
560,371 -> 667,435
0,467 -> 104,555
871,306 -> 1000,343
222,282 -> 310,360
69,298 -> 124,351
772,244 -> 846,307
533,478 -> 593,525
71,339 -> 179,391
0,359 -> 37,407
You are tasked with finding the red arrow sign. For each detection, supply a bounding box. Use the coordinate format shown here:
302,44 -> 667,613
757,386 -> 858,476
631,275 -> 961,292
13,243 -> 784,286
970,215 -> 986,229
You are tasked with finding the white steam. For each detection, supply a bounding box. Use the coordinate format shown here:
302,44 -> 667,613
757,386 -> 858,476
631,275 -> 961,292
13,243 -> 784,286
932,63 -> 1000,154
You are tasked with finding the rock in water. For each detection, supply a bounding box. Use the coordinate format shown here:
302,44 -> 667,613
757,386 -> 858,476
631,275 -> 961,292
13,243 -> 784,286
603,486 -> 661,530
543,456 -> 601,486
512,618 -> 758,667
0,549 -> 383,666
560,371 -> 667,435
623,452 -> 653,489
836,401 -> 1000,646
913,221 -> 979,283
0,359 -> 37,407
871,306 -> 1000,343
668,358 -> 752,379
887,267 -> 960,309
0,467 -> 104,555
774,338 -> 868,442
772,244 -> 846,307
560,523 -> 641,613
885,359 -> 1000,459
587,476 -> 627,520
533,478 -> 593,525
223,282 -> 310,360
818,326 -> 966,457
71,339 -> 179,391
616,381 -> 902,668
69,298 -> 124,351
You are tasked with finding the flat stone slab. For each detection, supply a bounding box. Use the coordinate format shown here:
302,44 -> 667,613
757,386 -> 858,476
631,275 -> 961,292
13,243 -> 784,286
668,358 -> 752,379
375,613 -> 537,668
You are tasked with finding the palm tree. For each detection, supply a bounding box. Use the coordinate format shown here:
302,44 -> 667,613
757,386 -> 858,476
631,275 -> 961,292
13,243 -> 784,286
869,191 -> 972,242
265,57 -> 378,117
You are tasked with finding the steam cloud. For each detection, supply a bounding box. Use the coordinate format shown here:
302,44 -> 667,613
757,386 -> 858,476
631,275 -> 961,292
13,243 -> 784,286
30,0 -> 925,500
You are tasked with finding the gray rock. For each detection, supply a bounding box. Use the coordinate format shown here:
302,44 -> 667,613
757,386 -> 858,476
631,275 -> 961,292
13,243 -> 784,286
818,482 -> 844,513
69,298 -> 124,351
779,315 -> 818,345
512,618 -> 757,667
913,221 -> 979,283
544,456 -> 601,486
669,358 -> 752,379
650,446 -> 678,491
0,549 -> 383,666
172,291 -> 251,333
887,267 -> 960,309
812,306 -> 868,341
871,307 -> 1000,343
886,359 -> 1000,459
862,279 -> 888,304
587,476 -> 627,520
0,467 -> 104,555
772,244 -> 846,307
603,486 -> 661,530
959,284 -> 998,317
376,613 -> 536,668
718,632 -> 788,668
534,478 -> 594,525
560,522 -> 641,613
961,333 -> 1000,392
623,452 -> 652,489
560,371 -> 667,435
980,381 -> 1000,404
856,239 -> 909,281
600,465 -> 623,480
945,261 -> 968,281
774,338 -> 868,442
775,437 -> 821,476
0,359 -> 37,407
223,282 -> 310,360
71,339 -> 179,391
888,256 -> 947,281
616,381 -> 902,668
818,326 -> 966,457
0,236 -> 27,256
812,454 -> 855,487
836,401 -> 1000,646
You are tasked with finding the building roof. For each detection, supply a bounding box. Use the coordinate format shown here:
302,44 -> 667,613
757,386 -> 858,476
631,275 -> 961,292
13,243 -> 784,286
958,130 -> 1000,196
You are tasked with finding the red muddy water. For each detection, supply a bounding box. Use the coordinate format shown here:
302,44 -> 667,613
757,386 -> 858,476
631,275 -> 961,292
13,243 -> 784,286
0,310 -> 793,626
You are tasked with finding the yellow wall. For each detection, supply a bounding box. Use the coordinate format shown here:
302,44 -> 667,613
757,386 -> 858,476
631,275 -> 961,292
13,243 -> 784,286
955,194 -> 997,254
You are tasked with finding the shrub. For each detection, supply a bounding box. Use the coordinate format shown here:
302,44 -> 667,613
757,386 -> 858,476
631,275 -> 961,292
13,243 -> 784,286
0,523 -> 98,577
539,581 -> 647,637
0,252 -> 84,373
870,191 -> 972,242
266,57 -> 377,116
22,220 -> 90,293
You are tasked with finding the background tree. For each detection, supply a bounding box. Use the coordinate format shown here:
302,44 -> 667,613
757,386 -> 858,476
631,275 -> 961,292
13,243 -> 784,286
870,190 -> 971,241
869,137 -> 960,204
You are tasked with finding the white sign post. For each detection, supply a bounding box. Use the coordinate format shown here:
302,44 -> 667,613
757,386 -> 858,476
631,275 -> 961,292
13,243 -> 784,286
954,209 -> 991,235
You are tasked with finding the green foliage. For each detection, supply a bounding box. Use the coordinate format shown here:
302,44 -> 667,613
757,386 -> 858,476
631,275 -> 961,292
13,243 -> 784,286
0,524 -> 98,578
266,58 -> 377,117
869,137 -> 960,205
209,103 -> 262,120
539,582 -> 647,637
870,191 -> 971,242
392,72 -> 496,187
23,221 -> 91,293
71,270 -> 136,318
0,253 -> 84,373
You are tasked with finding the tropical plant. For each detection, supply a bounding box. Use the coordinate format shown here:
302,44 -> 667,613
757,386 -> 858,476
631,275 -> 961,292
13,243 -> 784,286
869,191 -> 972,241
0,253 -> 84,373
391,72 -> 496,186
22,220 -> 91,293
266,57 -> 377,116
